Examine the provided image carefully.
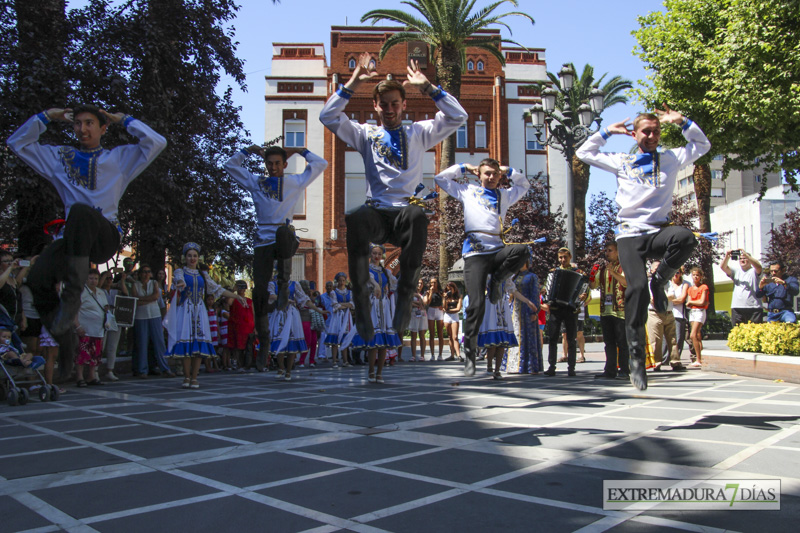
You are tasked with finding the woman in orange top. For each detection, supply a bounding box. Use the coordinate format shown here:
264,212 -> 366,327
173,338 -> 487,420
686,267 -> 709,368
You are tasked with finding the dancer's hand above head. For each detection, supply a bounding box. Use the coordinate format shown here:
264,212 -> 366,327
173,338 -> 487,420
654,104 -> 684,125
247,145 -> 265,157
346,52 -> 378,87
100,110 -> 126,124
606,119 -> 632,136
404,59 -> 431,93
463,163 -> 480,176
45,108 -> 73,122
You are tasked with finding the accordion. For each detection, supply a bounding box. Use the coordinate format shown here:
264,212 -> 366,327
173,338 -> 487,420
544,269 -> 589,310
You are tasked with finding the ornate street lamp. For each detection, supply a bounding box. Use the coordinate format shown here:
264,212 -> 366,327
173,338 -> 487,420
528,64 -> 605,256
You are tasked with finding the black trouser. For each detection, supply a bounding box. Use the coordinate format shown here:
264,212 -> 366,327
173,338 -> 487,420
345,204 -> 428,330
28,203 -> 120,318
463,244 -> 528,339
252,243 -> 290,318
616,227 -> 697,359
548,306 -> 577,370
664,316 -> 687,364
600,314 -> 628,376
731,307 -> 763,327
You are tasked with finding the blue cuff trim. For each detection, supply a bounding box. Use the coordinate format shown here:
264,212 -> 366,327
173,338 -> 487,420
337,84 -> 353,100
600,128 -> 611,140
37,112 -> 51,125
240,148 -> 251,155
431,85 -> 446,102
122,115 -> 135,128
301,149 -> 310,157
681,118 -> 693,131
459,164 -> 467,175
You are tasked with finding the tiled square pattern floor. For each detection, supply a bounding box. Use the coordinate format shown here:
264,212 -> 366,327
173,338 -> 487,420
1,349 -> 798,532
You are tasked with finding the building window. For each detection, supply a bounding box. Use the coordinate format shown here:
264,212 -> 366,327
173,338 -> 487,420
456,124 -> 468,148
284,120 -> 305,147
467,60 -> 474,71
475,122 -> 487,149
518,85 -> 538,97
477,60 -> 484,71
348,58 -> 356,69
711,187 -> 724,197
688,176 -> 694,185
755,174 -> 762,183
680,178 -> 688,189
712,170 -> 723,180
713,154 -> 724,161
277,82 -> 313,93
525,124 -> 545,150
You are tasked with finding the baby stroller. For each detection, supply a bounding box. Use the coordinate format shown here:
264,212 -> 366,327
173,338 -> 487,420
0,311 -> 59,406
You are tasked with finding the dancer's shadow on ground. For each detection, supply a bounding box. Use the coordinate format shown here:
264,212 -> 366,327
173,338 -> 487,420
657,414 -> 800,432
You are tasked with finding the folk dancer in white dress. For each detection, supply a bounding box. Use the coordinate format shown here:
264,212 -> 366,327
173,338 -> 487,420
351,245 -> 402,383
320,52 -> 467,343
7,105 -> 166,345
324,272 -> 356,367
268,279 -> 328,381
163,243 -> 245,389
224,145 -> 327,369
478,276 -> 519,380
434,159 -> 530,376
576,106 -> 710,390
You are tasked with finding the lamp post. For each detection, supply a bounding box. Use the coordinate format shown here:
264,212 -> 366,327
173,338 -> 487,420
528,63 -> 605,256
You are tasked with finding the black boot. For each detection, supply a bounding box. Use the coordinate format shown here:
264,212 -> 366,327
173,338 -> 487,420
650,262 -> 679,314
49,256 -> 90,338
629,343 -> 648,391
463,336 -> 477,377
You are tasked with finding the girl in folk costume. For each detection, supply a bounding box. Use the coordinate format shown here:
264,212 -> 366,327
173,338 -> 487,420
480,275 -> 519,380
503,255 -> 542,374
163,243 -> 245,389
268,278 -> 327,381
324,272 -> 356,367
351,245 -> 402,383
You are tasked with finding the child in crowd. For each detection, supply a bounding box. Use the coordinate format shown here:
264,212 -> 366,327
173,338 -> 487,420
0,327 -> 45,369
686,267 -> 709,368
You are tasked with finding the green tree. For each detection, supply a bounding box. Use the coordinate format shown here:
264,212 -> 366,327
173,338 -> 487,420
524,63 -> 631,259
361,0 -> 534,282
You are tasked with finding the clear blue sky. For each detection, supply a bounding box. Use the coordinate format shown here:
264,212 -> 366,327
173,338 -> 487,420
221,0 -> 667,204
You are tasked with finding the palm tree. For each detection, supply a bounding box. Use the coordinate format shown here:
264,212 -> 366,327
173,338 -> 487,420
524,64 -> 632,259
361,0 -> 534,282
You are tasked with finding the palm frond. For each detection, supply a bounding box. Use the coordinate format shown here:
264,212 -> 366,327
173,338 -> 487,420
361,9 -> 430,32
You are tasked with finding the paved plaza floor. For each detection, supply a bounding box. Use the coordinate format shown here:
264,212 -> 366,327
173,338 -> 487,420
1,344 -> 799,532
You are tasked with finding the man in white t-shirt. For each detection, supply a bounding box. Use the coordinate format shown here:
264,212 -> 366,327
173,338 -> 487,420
721,249 -> 763,326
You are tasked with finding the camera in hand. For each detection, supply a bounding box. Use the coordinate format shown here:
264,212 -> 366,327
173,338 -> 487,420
730,250 -> 740,260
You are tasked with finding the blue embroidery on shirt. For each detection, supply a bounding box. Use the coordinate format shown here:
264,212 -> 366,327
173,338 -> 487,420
58,146 -> 103,190
257,176 -> 283,201
462,233 -> 486,255
620,152 -> 661,187
367,125 -> 408,170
